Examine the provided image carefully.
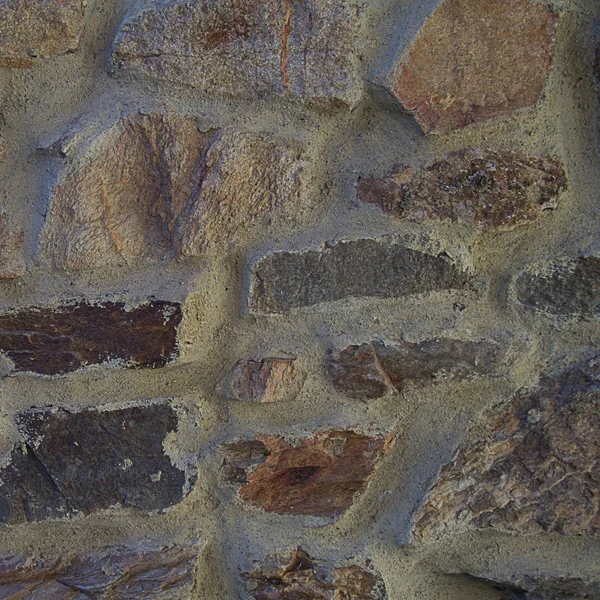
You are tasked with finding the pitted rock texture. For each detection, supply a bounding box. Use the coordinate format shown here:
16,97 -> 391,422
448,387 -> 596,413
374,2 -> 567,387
39,110 -> 306,270
412,359 -> 600,543
0,0 -> 85,68
0,545 -> 199,598
326,338 -> 507,400
0,299 -> 182,376
389,0 -> 558,133
357,149 -> 566,231
245,548 -> 387,599
217,357 -> 303,403
0,209 -> 24,278
223,429 -> 392,518
0,401 -> 194,524
248,237 -> 474,314
112,0 -> 360,105
516,256 -> 600,318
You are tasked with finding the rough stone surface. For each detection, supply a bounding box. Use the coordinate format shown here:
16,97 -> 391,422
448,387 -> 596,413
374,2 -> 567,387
245,548 -> 387,599
217,357 -> 303,403
0,0 -> 85,68
326,338 -> 507,400
0,299 -> 182,376
112,0 -> 359,105
248,237 -> 474,314
222,429 -> 392,518
357,149 -> 566,231
0,209 -> 24,279
39,110 -> 306,270
0,545 -> 198,598
516,256 -> 600,318
389,0 -> 559,133
0,401 -> 194,524
412,359 -> 600,543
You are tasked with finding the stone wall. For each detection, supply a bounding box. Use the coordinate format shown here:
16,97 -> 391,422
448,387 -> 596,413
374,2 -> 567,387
0,0 -> 599,598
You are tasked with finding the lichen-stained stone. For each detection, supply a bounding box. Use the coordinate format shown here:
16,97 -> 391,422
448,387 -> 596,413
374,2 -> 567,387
515,256 -> 600,319
112,0 -> 360,105
217,357 -> 304,403
326,338 -> 507,400
39,110 -> 306,270
0,0 -> 85,68
357,149 -> 566,231
248,237 -> 474,314
222,429 -> 393,518
0,401 -> 195,524
0,209 -> 24,278
245,548 -> 387,599
412,358 -> 600,543
0,545 -> 199,598
0,299 -> 182,376
388,0 -> 559,133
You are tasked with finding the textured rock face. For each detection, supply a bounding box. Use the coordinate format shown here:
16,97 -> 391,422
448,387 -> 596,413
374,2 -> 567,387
112,0 -> 359,105
0,0 -> 85,68
245,548 -> 387,599
222,430 -> 392,518
39,110 -> 306,270
357,149 -> 566,231
0,299 -> 182,376
0,545 -> 198,598
516,256 -> 600,318
0,401 -> 194,524
0,209 -> 24,278
412,359 -> 600,543
389,0 -> 559,133
326,338 -> 507,400
248,237 -> 474,314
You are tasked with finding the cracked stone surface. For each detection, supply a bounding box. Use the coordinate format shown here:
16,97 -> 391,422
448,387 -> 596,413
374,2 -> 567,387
412,358 -> 600,543
326,338 -> 507,400
222,429 -> 392,518
357,149 -> 566,231
112,0 -> 360,105
0,299 -> 182,376
39,110 -> 306,270
0,400 -> 194,524
388,0 -> 558,133
0,0 -> 86,68
0,208 -> 24,278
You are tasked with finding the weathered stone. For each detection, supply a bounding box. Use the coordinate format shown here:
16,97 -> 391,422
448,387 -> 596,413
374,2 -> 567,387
0,0 -> 85,68
412,358 -> 600,543
217,357 -> 303,403
222,429 -> 392,518
0,299 -> 182,376
112,0 -> 360,105
516,256 -> 600,318
0,400 -> 194,524
0,545 -> 198,598
0,209 -> 24,278
39,110 -> 305,270
245,548 -> 387,599
389,0 -> 559,133
326,338 -> 507,400
248,237 -> 474,314
357,149 -> 566,231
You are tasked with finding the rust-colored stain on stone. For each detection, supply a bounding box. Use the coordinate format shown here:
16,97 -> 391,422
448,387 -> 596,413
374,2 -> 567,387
223,430 -> 392,518
412,358 -> 600,542
357,149 -> 566,231
390,0 -> 559,133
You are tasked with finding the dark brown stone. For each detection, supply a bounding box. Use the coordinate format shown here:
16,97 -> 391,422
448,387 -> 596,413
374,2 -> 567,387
222,429 -> 392,518
326,338 -> 507,400
248,237 -> 475,314
0,209 -> 24,279
0,299 -> 182,376
515,256 -> 600,318
357,149 -> 566,231
0,400 -> 194,524
412,358 -> 600,542
389,0 -> 558,133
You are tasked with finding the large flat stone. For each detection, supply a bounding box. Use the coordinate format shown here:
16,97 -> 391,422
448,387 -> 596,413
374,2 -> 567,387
0,299 -> 182,376
0,209 -> 24,278
112,0 -> 360,105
